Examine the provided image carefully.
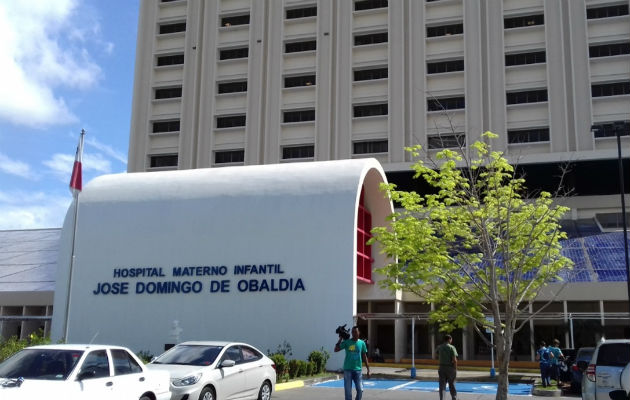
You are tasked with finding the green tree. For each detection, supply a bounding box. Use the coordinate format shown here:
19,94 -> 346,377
370,132 -> 573,400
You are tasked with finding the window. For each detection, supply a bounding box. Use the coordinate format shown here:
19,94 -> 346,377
215,150 -> 245,164
152,120 -> 180,133
221,14 -> 250,27
221,346 -> 243,364
353,140 -> 388,154
155,87 -> 182,99
283,110 -> 315,123
216,115 -> 246,128
596,342 -> 630,367
354,32 -> 388,46
282,145 -> 315,159
592,121 -> 630,138
427,23 -> 463,37
505,51 -> 546,66
79,351 -> 110,379
504,14 -> 544,29
427,133 -> 466,149
150,154 -> 178,168
159,22 -> 186,34
284,75 -> 316,88
587,4 -> 629,19
218,81 -> 247,94
427,96 -> 465,111
507,128 -> 550,143
286,6 -> 317,19
111,350 -> 143,375
427,59 -> 464,74
240,346 -> 263,362
506,89 -> 548,104
219,47 -> 248,60
357,189 -> 373,283
591,82 -> 630,97
355,0 -> 388,11
353,103 -> 388,117
590,43 -> 630,58
157,54 -> 184,66
285,40 -> 316,53
354,67 -> 388,81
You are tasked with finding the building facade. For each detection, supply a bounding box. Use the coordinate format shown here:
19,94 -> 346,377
120,0 -> 630,362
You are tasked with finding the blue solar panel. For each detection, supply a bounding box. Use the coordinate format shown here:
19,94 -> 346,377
560,232 -> 629,283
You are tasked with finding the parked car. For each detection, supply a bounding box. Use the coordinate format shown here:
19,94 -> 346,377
607,362 -> 629,400
147,341 -> 275,400
582,339 -> 630,400
571,347 -> 595,392
0,344 -> 171,400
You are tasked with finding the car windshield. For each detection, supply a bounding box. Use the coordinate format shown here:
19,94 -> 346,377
152,345 -> 223,366
0,349 -> 83,380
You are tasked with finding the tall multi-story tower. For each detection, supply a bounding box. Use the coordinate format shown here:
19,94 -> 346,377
128,0 -> 629,222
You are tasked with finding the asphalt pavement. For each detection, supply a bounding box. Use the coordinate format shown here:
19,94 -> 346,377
274,366 -> 580,399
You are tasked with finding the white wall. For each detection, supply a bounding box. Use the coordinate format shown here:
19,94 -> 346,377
52,159 -> 392,369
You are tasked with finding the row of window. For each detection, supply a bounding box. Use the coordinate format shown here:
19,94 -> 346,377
158,3 -> 628,40
155,40 -> 628,74
154,82 -> 628,114
154,80 -> 629,109
147,138 -> 389,168
149,119 -> 630,168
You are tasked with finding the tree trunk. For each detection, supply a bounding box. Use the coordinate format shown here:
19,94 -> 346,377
494,331 -> 513,400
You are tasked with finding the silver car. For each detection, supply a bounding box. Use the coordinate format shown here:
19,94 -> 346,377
581,339 -> 630,400
147,341 -> 275,400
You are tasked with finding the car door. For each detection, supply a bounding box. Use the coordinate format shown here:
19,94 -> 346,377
216,345 -> 246,400
595,343 -> 630,400
109,349 -> 147,400
239,346 -> 266,397
75,350 -> 114,398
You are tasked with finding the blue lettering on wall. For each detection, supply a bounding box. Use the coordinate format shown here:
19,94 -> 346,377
93,282 -> 129,295
94,263 -> 305,296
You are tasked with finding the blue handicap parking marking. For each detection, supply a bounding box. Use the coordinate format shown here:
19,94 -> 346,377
313,379 -> 532,396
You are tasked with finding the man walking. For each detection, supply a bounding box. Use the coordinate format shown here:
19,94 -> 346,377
335,326 -> 370,400
436,334 -> 458,400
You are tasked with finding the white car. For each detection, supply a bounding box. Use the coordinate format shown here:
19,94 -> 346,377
0,344 -> 171,400
582,339 -> 630,400
147,341 -> 275,400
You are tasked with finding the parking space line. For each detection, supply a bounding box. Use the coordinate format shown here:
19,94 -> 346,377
388,381 -> 416,390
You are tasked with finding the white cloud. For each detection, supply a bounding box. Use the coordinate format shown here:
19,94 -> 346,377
85,136 -> 127,165
43,151 -> 112,182
0,152 -> 37,180
0,190 -> 71,229
0,0 -> 102,128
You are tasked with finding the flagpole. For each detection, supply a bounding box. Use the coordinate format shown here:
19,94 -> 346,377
62,129 -> 85,342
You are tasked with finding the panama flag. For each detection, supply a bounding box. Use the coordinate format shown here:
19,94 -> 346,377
69,130 -> 85,196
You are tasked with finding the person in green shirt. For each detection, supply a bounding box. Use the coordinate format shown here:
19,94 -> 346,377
436,334 -> 458,400
335,326 -> 370,400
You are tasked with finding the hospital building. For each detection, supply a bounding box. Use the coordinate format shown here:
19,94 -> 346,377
2,0 -> 630,365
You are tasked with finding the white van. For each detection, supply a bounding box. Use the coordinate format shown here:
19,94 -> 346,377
581,339 -> 630,400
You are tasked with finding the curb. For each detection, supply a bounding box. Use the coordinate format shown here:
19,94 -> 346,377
531,388 -> 562,397
276,380 -> 305,391
276,374 -> 341,392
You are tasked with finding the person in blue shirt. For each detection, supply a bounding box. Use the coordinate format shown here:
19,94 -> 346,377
548,339 -> 565,386
535,341 -> 552,387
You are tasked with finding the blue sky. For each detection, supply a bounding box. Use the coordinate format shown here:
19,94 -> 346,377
0,0 -> 139,229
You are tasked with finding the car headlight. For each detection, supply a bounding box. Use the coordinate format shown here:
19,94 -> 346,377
173,373 -> 202,387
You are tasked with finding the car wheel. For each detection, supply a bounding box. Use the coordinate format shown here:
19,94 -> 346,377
198,387 -> 215,400
258,380 -> 272,400
139,397 -> 151,400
